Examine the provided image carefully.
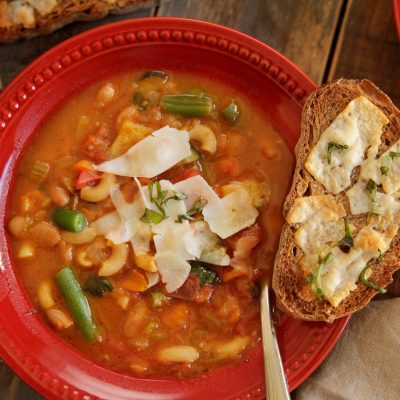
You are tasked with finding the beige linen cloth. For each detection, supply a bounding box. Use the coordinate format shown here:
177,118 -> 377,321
295,296 -> 400,400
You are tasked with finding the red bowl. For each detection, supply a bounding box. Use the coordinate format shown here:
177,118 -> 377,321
0,17 -> 349,400
394,0 -> 400,40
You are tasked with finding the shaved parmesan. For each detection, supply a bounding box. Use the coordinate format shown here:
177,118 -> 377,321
287,195 -> 345,224
95,126 -> 191,178
174,175 -> 221,209
91,211 -> 120,235
183,221 -> 230,265
145,272 -> 160,289
203,184 -> 258,239
305,96 -> 388,194
155,251 -> 191,292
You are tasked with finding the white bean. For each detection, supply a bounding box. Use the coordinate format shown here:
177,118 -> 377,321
46,308 -> 74,330
38,281 -> 55,309
61,227 -> 96,244
157,346 -> 199,364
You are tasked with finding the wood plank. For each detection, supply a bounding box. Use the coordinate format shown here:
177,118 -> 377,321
328,0 -> 400,107
157,0 -> 344,84
0,5 -> 155,88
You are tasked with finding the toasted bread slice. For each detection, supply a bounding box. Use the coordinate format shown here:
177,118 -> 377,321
0,0 -> 152,43
272,79 -> 400,322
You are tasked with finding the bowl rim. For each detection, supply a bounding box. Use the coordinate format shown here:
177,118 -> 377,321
0,16 -> 349,400
394,0 -> 400,40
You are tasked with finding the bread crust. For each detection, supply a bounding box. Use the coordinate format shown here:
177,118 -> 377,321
272,79 -> 400,322
0,0 -> 151,43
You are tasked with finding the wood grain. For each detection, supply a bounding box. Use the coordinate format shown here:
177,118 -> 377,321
328,0 -> 400,106
0,6 -> 154,88
157,0 -> 344,84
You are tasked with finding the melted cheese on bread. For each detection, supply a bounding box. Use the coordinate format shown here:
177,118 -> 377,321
287,96 -> 397,307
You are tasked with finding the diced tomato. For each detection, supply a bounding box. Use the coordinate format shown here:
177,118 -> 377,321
169,274 -> 200,300
193,284 -> 213,303
81,123 -> 111,163
138,177 -> 151,186
171,167 -> 200,183
74,169 -> 101,190
227,224 -> 262,257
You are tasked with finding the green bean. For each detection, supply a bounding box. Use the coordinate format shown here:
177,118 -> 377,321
160,94 -> 214,117
222,101 -> 240,124
55,267 -> 99,342
52,207 -> 87,232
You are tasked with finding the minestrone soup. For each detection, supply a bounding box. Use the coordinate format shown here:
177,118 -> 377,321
7,70 -> 293,378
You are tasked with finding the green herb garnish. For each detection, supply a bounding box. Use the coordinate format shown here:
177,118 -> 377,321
380,166 -> 390,176
140,208 -> 167,224
83,275 -> 113,297
359,264 -> 387,294
389,151 -> 400,160
338,218 -> 353,253
189,261 -> 221,286
141,181 -> 188,224
308,252 -> 333,300
176,196 -> 208,223
327,142 -> 348,164
366,178 -> 381,216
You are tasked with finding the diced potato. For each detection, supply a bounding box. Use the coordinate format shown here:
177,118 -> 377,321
17,241 -> 36,260
19,190 -> 50,214
38,281 -> 55,309
157,346 -> 199,364
110,121 -> 151,158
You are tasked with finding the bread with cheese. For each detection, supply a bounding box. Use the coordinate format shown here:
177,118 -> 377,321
0,0 -> 151,43
272,79 -> 400,322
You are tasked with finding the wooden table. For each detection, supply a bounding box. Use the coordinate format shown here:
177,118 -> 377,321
0,0 -> 399,398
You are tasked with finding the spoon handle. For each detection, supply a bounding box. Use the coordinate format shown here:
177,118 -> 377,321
260,283 -> 291,400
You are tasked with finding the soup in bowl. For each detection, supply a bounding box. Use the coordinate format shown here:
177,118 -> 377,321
7,69 -> 293,378
0,17 -> 348,400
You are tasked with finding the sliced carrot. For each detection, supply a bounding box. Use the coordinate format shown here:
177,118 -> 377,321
74,169 -> 101,190
19,190 -> 49,214
193,285 -> 213,303
161,303 -> 190,328
220,267 -> 247,282
72,159 -> 94,172
119,270 -> 149,293
171,167 -> 200,183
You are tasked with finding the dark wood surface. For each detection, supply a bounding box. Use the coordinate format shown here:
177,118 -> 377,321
0,0 -> 399,398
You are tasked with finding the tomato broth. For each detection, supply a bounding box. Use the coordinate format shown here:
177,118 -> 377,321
7,70 -> 294,378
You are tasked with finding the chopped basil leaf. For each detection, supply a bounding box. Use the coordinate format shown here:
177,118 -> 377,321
189,261 -> 221,286
380,166 -> 390,176
176,196 -> 207,223
327,142 -> 348,164
359,264 -> 387,294
366,179 -> 377,201
338,218 -> 353,253
133,92 -> 149,110
83,275 -> 113,297
141,181 -> 187,224
309,252 -> 333,300
389,151 -> 400,160
140,208 -> 167,224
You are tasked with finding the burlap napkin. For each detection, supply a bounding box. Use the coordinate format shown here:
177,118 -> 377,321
295,297 -> 400,400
